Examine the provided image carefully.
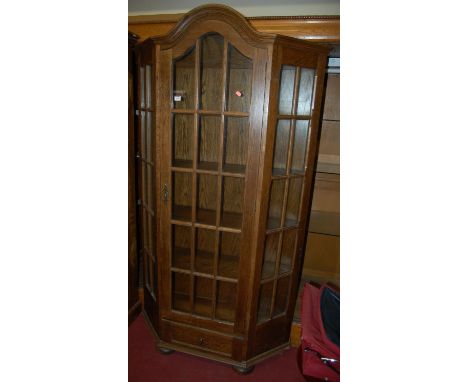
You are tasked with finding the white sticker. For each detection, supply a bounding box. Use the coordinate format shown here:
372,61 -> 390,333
174,95 -> 182,102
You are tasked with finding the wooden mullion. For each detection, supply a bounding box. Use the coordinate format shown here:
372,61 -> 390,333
211,39 -> 229,319
192,40 -> 200,224
296,73 -> 316,229
271,172 -> 304,181
277,114 -> 311,120
172,108 -> 197,114
143,62 -> 147,110
170,168 -> 246,178
288,67 -> 302,175
310,72 -> 319,114
189,38 -> 201,315
216,40 -> 228,228
269,228 -> 283,319
223,111 -> 249,117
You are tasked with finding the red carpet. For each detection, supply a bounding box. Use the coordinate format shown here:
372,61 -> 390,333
129,314 -> 307,382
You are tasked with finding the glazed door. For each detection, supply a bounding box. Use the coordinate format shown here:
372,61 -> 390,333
158,31 -> 266,332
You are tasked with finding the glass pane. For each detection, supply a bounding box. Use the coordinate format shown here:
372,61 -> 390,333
261,233 -> 280,279
195,228 -> 216,275
141,158 -> 147,205
297,68 -> 315,116
139,66 -> 145,108
146,112 -> 153,161
145,64 -> 152,107
148,213 -> 154,252
279,229 -> 297,274
200,34 -> 224,111
285,177 -> 303,227
172,172 -> 192,222
218,232 -> 240,279
148,257 -> 154,293
291,120 -> 309,174
226,44 -> 252,113
172,272 -> 191,313
198,116 -> 220,171
153,259 -> 158,296
172,114 -> 193,168
143,212 -> 149,251
267,180 -> 286,230
272,120 -> 291,176
278,65 -> 296,115
273,276 -> 291,316
196,174 -> 217,226
144,250 -> 150,290
257,281 -> 274,322
146,164 -> 153,211
216,281 -> 237,322
194,276 -> 213,317
173,46 -> 195,109
221,177 -> 244,229
140,111 -> 146,161
172,225 -> 191,270
223,117 -> 248,174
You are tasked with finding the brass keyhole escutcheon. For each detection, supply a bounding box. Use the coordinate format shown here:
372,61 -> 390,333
199,337 -> 205,346
163,184 -> 168,204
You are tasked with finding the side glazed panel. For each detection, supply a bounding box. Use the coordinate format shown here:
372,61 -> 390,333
136,44 -> 159,327
252,45 -> 329,357
129,36 -> 140,323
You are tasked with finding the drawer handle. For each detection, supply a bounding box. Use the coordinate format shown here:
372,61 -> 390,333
198,337 -> 205,346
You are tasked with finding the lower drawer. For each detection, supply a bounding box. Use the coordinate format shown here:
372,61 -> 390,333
168,322 -> 233,356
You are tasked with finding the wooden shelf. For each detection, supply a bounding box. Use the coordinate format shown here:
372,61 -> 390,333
267,217 -> 298,231
221,211 -> 242,230
172,292 -> 190,313
215,302 -> 236,322
308,210 -> 340,236
193,296 -> 213,318
198,161 -> 218,171
172,250 -> 239,281
173,204 -> 192,222
223,163 -> 246,175
316,154 -> 339,174
195,250 -> 215,274
172,247 -> 191,270
272,167 -> 287,177
172,293 -> 236,322
172,161 -> 246,177
173,159 -> 193,169
261,261 -> 291,280
218,254 -> 239,279
172,206 -> 242,231
196,208 -> 217,226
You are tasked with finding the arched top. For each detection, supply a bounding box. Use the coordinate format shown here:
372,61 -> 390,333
149,4 -> 276,48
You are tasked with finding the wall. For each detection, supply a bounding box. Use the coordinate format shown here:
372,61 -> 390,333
129,0 -> 340,17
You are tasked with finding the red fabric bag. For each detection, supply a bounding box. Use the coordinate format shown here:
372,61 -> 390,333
299,283 -> 340,381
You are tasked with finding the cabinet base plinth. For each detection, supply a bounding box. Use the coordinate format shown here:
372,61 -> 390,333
232,365 -> 255,374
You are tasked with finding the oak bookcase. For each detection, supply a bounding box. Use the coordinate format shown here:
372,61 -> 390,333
133,4 -> 330,373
